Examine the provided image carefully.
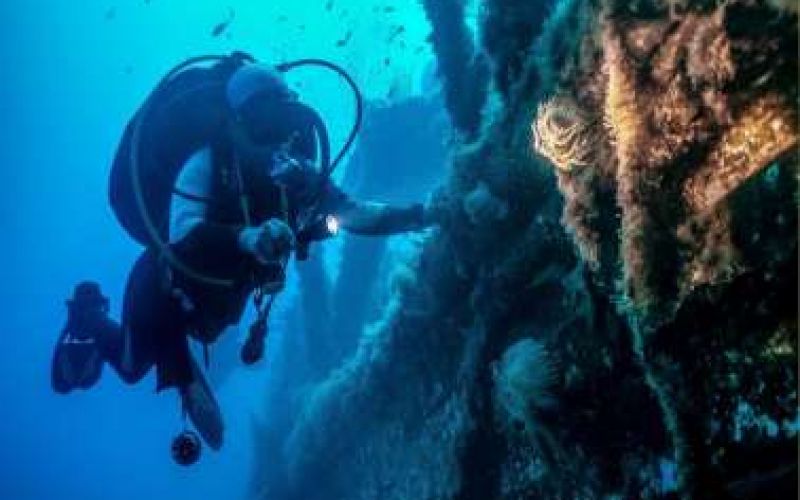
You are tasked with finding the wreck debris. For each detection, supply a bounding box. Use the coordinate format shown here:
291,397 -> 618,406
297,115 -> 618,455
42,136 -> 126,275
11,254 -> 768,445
683,93 -> 798,214
528,1 -> 799,496
602,22 -> 659,309
533,1 -> 798,316
256,0 -> 797,498
420,0 -> 489,140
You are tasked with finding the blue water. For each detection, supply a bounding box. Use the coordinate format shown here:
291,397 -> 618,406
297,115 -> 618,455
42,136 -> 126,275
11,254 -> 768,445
0,2 -> 437,498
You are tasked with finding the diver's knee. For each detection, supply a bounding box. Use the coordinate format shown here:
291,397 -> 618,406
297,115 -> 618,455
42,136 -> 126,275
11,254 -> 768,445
116,363 -> 152,385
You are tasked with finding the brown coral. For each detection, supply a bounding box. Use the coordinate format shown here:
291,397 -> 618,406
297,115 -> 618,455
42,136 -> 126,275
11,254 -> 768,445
686,9 -> 736,88
601,25 -> 645,161
677,205 -> 741,292
683,93 -> 798,213
650,72 -> 706,167
623,20 -> 672,61
555,169 -> 603,268
602,22 -> 659,307
548,3 -> 798,314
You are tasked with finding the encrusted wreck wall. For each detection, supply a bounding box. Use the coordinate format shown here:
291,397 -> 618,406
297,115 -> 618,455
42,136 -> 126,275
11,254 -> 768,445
532,0 -> 798,497
255,0 -> 798,499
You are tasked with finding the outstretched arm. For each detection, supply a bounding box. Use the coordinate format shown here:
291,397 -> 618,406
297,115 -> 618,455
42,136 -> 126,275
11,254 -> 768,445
287,165 -> 435,237
334,198 -> 428,236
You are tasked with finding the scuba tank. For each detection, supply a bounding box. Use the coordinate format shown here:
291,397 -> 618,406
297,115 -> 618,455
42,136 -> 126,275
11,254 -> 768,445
109,52 -> 363,287
109,53 -> 252,249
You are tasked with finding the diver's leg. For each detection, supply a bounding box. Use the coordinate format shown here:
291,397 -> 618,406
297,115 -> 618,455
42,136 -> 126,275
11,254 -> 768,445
98,323 -> 153,385
179,357 -> 224,451
152,324 -> 224,450
110,248 -> 181,385
63,298 -> 154,385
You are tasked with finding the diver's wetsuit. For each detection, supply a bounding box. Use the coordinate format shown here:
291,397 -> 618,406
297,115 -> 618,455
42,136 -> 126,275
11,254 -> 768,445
56,131 -> 426,394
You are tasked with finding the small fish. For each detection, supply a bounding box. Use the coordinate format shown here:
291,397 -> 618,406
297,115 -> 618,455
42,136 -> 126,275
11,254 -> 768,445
386,83 -> 400,100
277,15 -> 288,22
211,22 -> 227,37
383,6 -> 396,13
387,25 -> 405,43
383,57 -> 391,66
104,7 -> 116,21
211,8 -> 235,38
325,0 -> 334,12
335,30 -> 353,47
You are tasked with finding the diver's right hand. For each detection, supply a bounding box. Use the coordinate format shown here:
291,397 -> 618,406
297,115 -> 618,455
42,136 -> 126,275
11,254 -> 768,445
238,219 -> 295,264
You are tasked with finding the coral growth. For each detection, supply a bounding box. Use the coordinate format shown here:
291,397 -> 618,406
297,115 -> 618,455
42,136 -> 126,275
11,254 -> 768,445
683,93 -> 798,213
462,182 -> 509,227
534,0 -> 799,318
530,0 -> 799,496
676,204 -> 740,292
532,94 -> 598,173
602,21 -> 660,309
479,0 -> 553,100
253,1 -> 798,499
492,338 -> 557,435
420,0 -> 489,139
556,172 -> 604,269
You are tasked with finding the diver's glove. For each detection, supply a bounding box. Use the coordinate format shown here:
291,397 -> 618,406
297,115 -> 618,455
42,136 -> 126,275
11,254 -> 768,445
238,219 -> 295,264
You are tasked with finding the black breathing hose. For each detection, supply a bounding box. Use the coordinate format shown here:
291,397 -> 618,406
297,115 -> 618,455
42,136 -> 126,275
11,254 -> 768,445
275,58 -> 364,178
130,55 -> 240,287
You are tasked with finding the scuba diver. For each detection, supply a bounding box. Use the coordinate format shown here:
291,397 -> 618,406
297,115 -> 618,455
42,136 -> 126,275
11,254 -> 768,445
51,52 -> 438,458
